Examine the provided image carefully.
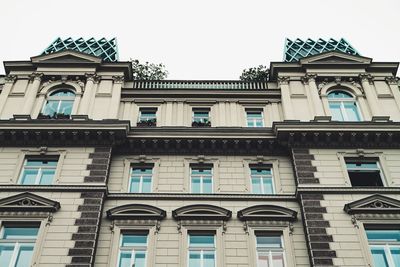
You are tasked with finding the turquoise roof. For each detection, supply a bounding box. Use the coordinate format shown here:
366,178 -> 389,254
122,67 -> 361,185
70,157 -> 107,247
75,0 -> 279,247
284,38 -> 360,62
42,37 -> 118,62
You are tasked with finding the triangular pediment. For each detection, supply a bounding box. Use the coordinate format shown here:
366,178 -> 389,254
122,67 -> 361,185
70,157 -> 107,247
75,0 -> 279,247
0,192 -> 60,212
300,51 -> 372,65
107,204 -> 166,220
237,205 -> 297,222
344,194 -> 400,214
172,204 -> 231,221
31,50 -> 102,64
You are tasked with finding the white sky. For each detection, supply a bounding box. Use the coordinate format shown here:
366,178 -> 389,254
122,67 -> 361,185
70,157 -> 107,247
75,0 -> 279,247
1,0 -> 399,79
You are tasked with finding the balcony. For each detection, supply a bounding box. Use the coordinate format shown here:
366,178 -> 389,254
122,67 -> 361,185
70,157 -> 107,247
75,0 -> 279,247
132,80 -> 268,90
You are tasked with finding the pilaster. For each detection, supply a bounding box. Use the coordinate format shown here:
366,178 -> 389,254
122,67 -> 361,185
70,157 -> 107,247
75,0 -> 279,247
108,76 -> 124,119
22,72 -> 44,115
303,74 -> 325,117
359,74 -> 381,117
0,75 -> 17,117
278,76 -> 294,120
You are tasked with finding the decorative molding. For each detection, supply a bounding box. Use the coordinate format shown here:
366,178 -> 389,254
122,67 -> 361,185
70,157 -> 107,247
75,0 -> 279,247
172,204 -> 232,221
359,73 -> 374,85
4,75 -> 17,84
112,75 -> 124,84
0,192 -> 60,212
85,73 -> 101,84
106,204 -> 166,220
385,76 -> 399,85
277,76 -> 290,85
29,72 -> 44,82
344,194 -> 400,214
237,205 -> 297,222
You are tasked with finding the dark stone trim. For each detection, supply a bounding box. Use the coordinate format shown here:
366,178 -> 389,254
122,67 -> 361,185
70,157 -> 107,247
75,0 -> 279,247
0,185 -> 107,192
292,149 -> 319,185
172,204 -> 232,221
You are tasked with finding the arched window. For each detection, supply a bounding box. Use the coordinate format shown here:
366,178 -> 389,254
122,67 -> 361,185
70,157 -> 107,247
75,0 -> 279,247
327,91 -> 362,121
42,89 -> 75,117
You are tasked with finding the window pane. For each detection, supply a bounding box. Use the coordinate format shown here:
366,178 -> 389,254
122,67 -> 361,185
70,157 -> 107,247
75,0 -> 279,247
2,227 -> 38,239
43,100 -> 59,115
371,248 -> 389,267
0,244 -> 14,267
343,102 -> 361,121
118,251 -> 132,267
329,102 -> 344,121
58,100 -> 73,115
142,177 -> 152,193
40,169 -> 55,185
327,91 -> 353,98
203,178 -> 212,193
26,160 -> 57,167
129,177 -> 141,193
15,245 -> 34,267
366,230 -> 400,242
50,90 -> 75,97
189,235 -> 214,247
262,178 -> 274,194
391,247 -> 400,267
251,168 -> 272,175
121,234 -> 147,246
191,168 -> 212,175
272,252 -> 285,267
189,252 -> 201,267
257,252 -> 270,267
257,236 -> 282,248
134,251 -> 146,267
203,251 -> 215,267
191,178 -> 201,193
132,168 -> 152,175
346,162 -> 378,169
252,178 -> 262,194
20,169 -> 38,184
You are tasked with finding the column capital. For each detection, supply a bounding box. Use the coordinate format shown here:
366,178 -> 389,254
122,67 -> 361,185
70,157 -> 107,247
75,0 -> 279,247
29,72 -> 44,82
112,75 -> 124,84
85,73 -> 101,84
4,74 -> 17,84
301,74 -> 317,85
277,76 -> 290,85
385,76 -> 399,85
359,73 -> 374,84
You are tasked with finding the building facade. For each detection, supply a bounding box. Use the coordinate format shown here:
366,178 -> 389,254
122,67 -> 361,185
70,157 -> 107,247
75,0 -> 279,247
0,40 -> 399,267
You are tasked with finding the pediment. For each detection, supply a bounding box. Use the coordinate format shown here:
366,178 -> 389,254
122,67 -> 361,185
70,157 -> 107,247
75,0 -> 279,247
0,192 -> 60,212
344,194 -> 400,214
237,205 -> 297,222
172,204 -> 231,221
31,50 -> 102,64
300,51 -> 372,65
107,204 -> 166,220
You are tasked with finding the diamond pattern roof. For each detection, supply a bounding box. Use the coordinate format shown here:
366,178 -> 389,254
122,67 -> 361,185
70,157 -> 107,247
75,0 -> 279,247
42,37 -> 118,62
284,38 -> 360,62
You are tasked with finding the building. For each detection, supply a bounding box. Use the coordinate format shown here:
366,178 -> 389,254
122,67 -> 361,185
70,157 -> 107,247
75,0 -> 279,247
0,37 -> 399,267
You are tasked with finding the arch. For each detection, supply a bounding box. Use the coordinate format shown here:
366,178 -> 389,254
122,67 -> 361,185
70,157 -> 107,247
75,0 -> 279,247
237,205 -> 297,222
172,204 -> 231,221
319,82 -> 363,97
39,81 -> 83,96
327,90 -> 354,99
106,204 -> 166,220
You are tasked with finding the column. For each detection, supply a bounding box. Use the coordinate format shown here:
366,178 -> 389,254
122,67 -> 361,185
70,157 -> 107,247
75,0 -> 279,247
78,74 -> 99,115
108,75 -> 124,119
278,76 -> 294,120
22,72 -> 43,115
304,74 -> 325,117
0,75 -> 17,118
359,74 -> 381,117
385,76 -> 400,112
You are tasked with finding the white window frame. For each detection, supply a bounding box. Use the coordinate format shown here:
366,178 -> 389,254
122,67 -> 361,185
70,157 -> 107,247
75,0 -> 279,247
246,110 -> 264,127
18,158 -> 58,185
187,232 -> 216,267
328,91 -> 363,122
192,109 -> 211,123
138,109 -> 157,122
255,232 -> 287,267
190,166 -> 213,194
345,158 -> 386,187
250,166 -> 275,194
128,166 -> 153,193
41,89 -> 75,115
117,232 -> 148,267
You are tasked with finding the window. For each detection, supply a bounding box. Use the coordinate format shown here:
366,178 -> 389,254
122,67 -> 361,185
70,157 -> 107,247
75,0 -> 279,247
188,232 -> 215,267
0,223 -> 39,267
328,91 -> 362,121
19,158 -> 58,185
192,109 -> 211,127
346,159 -> 385,186
251,166 -> 274,194
246,110 -> 264,127
42,89 -> 75,117
190,166 -> 213,194
118,232 -> 148,267
129,166 -> 152,193
256,232 -> 286,267
137,108 -> 157,127
365,227 -> 400,267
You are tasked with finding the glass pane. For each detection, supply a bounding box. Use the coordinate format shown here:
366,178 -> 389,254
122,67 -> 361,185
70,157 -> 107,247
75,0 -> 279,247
391,247 -> 400,267
247,119 -> 255,127
58,100 -> 73,115
191,168 -> 212,175
344,102 -> 361,121
247,112 -> 262,118
20,169 -> 38,184
142,177 -> 152,193
43,100 -> 59,115
121,234 -> 147,247
257,252 -> 270,267
2,227 -> 38,239
346,162 -> 378,170
191,178 -> 201,193
118,251 -> 132,267
40,169 -> 55,185
189,251 -> 201,267
189,235 -> 214,247
256,119 -> 264,127
366,230 -> 400,242
329,102 -> 344,121
50,90 -> 75,97
327,91 -> 353,99
272,252 -> 285,267
203,178 -> 212,193
252,178 -> 262,194
132,168 -> 152,175
371,248 -> 389,267
251,168 -> 272,175
257,235 -> 282,248
26,160 -> 57,167
262,178 -> 274,194
134,251 -> 146,267
140,111 -> 156,120
15,245 -> 34,267
0,244 -> 14,267
204,251 -> 215,267
129,177 -> 141,193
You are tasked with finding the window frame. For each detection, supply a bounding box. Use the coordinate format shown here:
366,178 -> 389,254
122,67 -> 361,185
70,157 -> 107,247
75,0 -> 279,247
246,109 -> 265,127
250,165 -> 275,194
137,108 -> 158,126
187,231 -> 216,267
41,89 -> 76,116
345,158 -> 386,187
18,157 -> 59,185
243,159 -> 282,194
128,165 -> 154,193
192,108 -> 211,127
327,90 -> 363,122
189,165 -> 214,194
255,231 -> 287,267
122,158 -> 160,193
117,231 -> 149,267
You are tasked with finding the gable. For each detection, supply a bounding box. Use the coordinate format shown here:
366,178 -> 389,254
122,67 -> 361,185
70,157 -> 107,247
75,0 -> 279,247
172,204 -> 232,221
107,204 -> 166,220
0,192 -> 60,212
300,51 -> 372,65
344,194 -> 400,214
31,50 -> 102,65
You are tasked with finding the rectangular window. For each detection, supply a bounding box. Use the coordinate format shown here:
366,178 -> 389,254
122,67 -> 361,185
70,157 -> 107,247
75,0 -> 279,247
251,166 -> 274,194
129,166 -> 153,193
188,232 -> 215,267
246,110 -> 264,127
256,232 -> 286,267
190,166 -> 213,194
118,232 -> 148,267
192,109 -> 211,127
19,158 -> 58,185
138,108 -> 157,126
0,223 -> 39,267
346,159 -> 385,187
365,226 -> 400,267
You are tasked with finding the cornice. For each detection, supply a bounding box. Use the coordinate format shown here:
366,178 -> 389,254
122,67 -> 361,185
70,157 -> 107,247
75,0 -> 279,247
0,185 -> 107,192
296,187 -> 400,196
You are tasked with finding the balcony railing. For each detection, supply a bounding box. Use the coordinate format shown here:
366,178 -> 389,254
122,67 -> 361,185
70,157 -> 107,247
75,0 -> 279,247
132,80 -> 268,90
